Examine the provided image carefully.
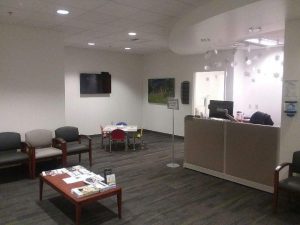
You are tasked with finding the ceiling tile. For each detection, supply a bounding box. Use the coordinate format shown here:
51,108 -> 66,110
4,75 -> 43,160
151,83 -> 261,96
76,11 -> 119,25
44,0 -> 109,10
52,25 -> 86,37
0,0 -> 212,54
95,1 -> 139,18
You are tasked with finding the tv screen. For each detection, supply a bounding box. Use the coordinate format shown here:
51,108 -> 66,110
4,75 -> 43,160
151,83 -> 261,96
80,72 -> 111,94
208,100 -> 234,119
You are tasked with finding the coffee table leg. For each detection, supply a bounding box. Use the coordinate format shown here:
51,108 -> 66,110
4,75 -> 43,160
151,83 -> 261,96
39,177 -> 43,201
76,204 -> 81,225
117,190 -> 122,219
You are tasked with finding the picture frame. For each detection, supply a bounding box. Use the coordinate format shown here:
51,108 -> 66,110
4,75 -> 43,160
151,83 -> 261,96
148,78 -> 175,104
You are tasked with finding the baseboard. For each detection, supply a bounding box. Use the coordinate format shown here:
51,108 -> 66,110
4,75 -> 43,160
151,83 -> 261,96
88,130 -> 184,139
183,162 -> 273,193
143,129 -> 184,139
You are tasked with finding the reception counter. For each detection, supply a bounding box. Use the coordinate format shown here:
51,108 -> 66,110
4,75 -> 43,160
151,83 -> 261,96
184,116 -> 280,192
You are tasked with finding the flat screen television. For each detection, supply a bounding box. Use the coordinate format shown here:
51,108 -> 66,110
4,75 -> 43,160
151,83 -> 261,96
80,72 -> 111,94
208,100 -> 234,119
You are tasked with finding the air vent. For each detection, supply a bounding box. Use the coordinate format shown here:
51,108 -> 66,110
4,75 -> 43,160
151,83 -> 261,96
130,38 -> 139,41
201,38 -> 210,42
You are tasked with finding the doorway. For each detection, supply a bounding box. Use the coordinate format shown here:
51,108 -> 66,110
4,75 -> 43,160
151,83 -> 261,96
193,71 -> 225,117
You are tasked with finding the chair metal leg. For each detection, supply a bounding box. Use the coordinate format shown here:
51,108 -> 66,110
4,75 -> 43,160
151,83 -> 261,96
79,153 -> 81,163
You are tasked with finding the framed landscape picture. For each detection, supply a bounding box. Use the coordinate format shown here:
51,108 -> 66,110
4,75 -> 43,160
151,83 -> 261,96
148,78 -> 175,104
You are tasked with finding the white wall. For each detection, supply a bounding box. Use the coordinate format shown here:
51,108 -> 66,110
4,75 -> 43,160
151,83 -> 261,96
64,47 -> 143,135
233,48 -> 283,126
280,19 -> 300,163
194,71 -> 225,117
0,24 -> 65,137
142,50 -> 235,136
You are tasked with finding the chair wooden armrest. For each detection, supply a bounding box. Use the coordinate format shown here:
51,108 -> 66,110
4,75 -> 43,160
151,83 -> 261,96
274,162 -> 291,178
53,138 -> 66,147
79,134 -> 92,147
21,141 -> 29,153
275,162 -> 291,172
80,134 -> 92,141
274,162 -> 292,188
52,138 -> 67,166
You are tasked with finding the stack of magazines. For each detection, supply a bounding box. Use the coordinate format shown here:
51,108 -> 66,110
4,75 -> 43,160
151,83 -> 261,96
84,176 -> 111,191
71,178 -> 111,198
71,185 -> 100,197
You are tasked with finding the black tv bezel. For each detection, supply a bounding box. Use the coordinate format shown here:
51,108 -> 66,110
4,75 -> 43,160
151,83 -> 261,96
80,73 -> 111,94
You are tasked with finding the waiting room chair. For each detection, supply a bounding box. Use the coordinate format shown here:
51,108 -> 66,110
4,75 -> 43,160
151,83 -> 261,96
55,126 -> 92,166
100,126 -> 109,149
25,129 -> 65,178
110,129 -> 127,152
273,151 -> 300,212
116,122 -> 127,126
0,132 -> 31,177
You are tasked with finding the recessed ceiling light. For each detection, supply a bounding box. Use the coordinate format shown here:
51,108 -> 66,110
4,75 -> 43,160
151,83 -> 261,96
128,32 -> 137,36
56,9 -> 69,15
88,42 -> 95,46
124,47 -> 131,50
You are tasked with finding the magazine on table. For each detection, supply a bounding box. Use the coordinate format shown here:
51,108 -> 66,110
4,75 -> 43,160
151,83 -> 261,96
71,185 -> 100,197
84,175 -> 108,190
41,168 -> 68,176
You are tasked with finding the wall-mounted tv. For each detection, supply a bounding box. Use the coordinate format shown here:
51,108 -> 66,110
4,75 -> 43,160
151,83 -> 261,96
80,72 -> 111,94
208,100 -> 234,119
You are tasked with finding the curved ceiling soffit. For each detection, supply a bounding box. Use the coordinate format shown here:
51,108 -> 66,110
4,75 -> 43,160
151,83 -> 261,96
169,0 -> 286,55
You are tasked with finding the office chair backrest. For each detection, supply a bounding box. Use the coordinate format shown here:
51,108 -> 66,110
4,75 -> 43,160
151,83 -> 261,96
292,151 -> 300,174
55,126 -> 79,142
111,129 -> 125,141
25,129 -> 52,148
0,132 -> 21,151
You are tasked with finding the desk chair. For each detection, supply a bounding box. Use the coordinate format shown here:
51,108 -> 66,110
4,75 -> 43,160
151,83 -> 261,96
273,151 -> 300,212
110,129 -> 127,152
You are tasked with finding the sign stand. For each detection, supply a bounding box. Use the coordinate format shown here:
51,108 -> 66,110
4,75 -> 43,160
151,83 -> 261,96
167,98 -> 180,168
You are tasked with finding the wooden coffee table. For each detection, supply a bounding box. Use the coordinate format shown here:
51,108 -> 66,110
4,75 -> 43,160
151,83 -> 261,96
39,173 -> 122,225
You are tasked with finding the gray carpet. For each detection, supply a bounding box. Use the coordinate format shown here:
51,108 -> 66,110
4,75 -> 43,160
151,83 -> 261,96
0,131 -> 299,225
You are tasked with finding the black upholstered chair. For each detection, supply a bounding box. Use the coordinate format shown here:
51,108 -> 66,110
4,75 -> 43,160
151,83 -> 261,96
0,132 -> 31,177
273,151 -> 300,212
54,126 -> 92,166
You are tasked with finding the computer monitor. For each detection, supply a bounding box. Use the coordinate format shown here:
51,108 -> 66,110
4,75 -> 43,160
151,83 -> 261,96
208,100 -> 234,119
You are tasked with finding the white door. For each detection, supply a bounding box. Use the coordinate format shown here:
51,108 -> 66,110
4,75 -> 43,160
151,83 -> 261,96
193,71 -> 225,117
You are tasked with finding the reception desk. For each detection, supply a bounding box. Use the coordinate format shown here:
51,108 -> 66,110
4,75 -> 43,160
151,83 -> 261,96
184,116 -> 280,192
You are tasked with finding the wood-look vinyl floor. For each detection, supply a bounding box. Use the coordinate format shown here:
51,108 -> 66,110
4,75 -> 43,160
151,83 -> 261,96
0,131 -> 300,225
